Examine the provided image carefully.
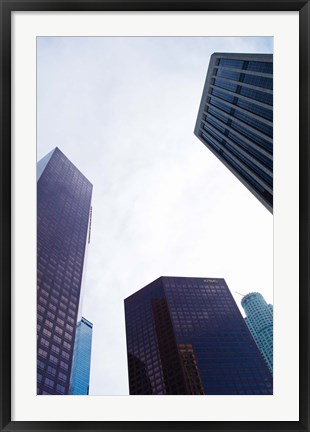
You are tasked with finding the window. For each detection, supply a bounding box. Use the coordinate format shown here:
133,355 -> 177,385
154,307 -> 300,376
38,305 -> 45,314
44,378 -> 54,388
51,344 -> 60,354
49,355 -> 58,365
38,348 -> 47,358
40,338 -> 50,348
47,311 -> 55,320
60,361 -> 69,371
37,360 -> 45,370
58,310 -> 66,319
47,366 -> 56,376
49,304 -> 57,313
45,320 -> 53,329
63,341 -> 71,350
66,324 -> 74,332
53,335 -> 61,344
55,326 -> 63,335
62,351 -> 70,360
57,318 -> 65,326
56,384 -> 65,393
58,372 -> 67,382
39,297 -> 47,306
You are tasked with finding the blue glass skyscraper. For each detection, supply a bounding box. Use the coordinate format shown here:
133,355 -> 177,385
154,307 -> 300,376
241,292 -> 273,374
194,52 -> 273,212
69,317 -> 93,395
125,277 -> 272,395
37,147 -> 93,395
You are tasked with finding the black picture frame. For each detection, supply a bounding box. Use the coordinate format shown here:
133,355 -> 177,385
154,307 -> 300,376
1,1 -> 309,431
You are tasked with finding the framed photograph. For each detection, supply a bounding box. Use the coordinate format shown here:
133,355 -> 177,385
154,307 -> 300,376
1,0 -> 309,431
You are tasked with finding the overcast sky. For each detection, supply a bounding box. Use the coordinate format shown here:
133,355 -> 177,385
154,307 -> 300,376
37,36 -> 273,396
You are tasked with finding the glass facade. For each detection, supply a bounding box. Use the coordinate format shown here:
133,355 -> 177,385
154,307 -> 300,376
69,317 -> 93,395
194,53 -> 273,213
125,277 -> 273,395
241,292 -> 273,374
37,147 -> 93,395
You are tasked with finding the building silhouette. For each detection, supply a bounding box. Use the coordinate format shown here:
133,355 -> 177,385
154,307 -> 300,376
124,276 -> 272,395
241,292 -> 273,374
194,52 -> 273,213
69,317 -> 93,395
37,147 -> 93,395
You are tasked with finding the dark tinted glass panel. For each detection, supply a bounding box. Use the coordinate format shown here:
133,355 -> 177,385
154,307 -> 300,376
207,107 -> 272,152
219,59 -> 245,69
230,120 -> 272,152
209,98 -> 273,138
209,98 -> 233,114
233,111 -> 273,138
216,69 -> 241,81
211,88 -> 272,122
222,151 -> 272,204
211,87 -> 235,103
207,106 -> 228,124
205,116 -> 273,170
203,125 -> 272,186
239,86 -> 273,106
209,98 -> 273,139
202,132 -> 272,204
214,78 -> 238,93
236,99 -> 273,121
243,74 -> 273,90
247,61 -> 273,74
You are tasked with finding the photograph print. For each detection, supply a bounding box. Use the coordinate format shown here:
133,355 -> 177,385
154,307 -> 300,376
36,36 -> 273,396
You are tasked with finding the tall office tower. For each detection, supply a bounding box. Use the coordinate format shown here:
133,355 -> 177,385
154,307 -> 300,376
194,53 -> 273,213
241,292 -> 273,374
124,277 -> 272,395
69,317 -> 93,395
37,147 -> 93,395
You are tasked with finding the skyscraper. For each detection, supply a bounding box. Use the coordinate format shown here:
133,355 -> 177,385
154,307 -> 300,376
194,53 -> 273,213
37,147 -> 93,395
124,276 -> 272,395
241,292 -> 273,374
69,317 -> 93,395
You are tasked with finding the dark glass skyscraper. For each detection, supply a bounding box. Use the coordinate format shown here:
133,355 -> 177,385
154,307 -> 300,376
124,276 -> 273,395
69,317 -> 93,395
241,292 -> 273,374
194,53 -> 273,213
37,147 -> 93,395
